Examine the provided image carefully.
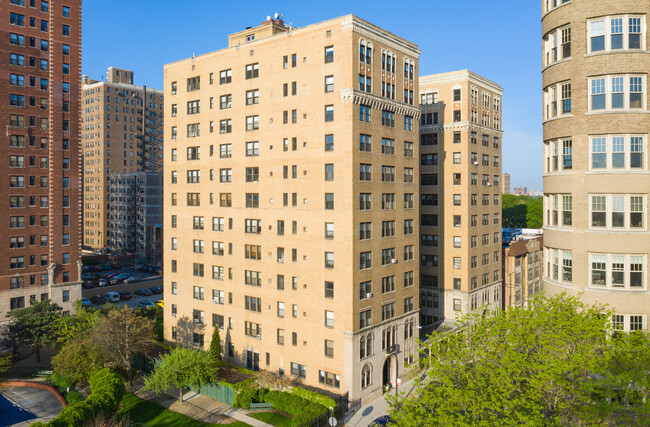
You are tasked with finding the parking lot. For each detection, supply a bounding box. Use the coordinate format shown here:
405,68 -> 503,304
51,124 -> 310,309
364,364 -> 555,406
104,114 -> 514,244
81,264 -> 163,310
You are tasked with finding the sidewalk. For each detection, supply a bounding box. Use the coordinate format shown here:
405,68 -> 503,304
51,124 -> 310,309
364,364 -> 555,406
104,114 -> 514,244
132,382 -> 271,426
343,378 -> 417,427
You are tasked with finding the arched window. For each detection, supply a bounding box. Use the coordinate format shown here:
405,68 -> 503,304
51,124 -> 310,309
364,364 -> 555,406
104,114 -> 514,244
361,363 -> 372,388
366,333 -> 373,357
360,335 -> 366,359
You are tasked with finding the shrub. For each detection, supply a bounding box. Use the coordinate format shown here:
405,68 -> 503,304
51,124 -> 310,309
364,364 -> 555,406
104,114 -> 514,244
50,373 -> 75,392
264,390 -> 327,427
65,390 -> 83,405
44,368 -> 125,427
291,387 -> 336,409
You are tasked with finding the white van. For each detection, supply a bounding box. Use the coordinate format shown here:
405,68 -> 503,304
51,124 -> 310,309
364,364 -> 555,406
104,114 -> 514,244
104,292 -> 120,303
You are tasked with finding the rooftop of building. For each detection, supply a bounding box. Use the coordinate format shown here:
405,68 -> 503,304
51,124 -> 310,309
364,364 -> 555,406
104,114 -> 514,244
82,67 -> 163,94
165,13 -> 420,67
420,69 -> 503,93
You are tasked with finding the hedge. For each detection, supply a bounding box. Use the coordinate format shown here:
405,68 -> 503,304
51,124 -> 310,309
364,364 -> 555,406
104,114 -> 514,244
31,368 -> 125,427
263,390 -> 327,427
291,387 -> 336,409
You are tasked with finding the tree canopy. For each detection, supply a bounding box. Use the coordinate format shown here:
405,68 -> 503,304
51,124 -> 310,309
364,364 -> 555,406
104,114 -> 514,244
502,194 -> 542,228
389,294 -> 650,426
143,347 -> 220,401
7,300 -> 62,361
90,307 -> 155,383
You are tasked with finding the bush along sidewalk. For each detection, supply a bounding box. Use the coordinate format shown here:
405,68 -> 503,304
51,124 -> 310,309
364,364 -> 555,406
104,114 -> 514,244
31,368 -> 125,427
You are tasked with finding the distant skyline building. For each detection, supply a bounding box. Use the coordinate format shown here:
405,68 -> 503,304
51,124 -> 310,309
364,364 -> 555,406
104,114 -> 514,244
501,172 -> 511,194
81,67 -> 163,253
502,233 -> 543,310
418,70 -> 504,328
542,0 -> 649,332
164,15 -> 420,403
1,0 -> 83,318
513,186 -> 528,196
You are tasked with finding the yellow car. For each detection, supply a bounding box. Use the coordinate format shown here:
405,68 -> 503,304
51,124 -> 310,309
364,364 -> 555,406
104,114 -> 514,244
155,299 -> 164,309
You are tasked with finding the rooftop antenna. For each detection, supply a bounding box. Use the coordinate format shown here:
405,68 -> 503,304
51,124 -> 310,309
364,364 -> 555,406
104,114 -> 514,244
274,12 -> 279,19
266,15 -> 271,21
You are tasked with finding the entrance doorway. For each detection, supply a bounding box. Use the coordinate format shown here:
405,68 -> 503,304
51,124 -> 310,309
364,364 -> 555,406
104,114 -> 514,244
382,357 -> 392,391
246,350 -> 259,371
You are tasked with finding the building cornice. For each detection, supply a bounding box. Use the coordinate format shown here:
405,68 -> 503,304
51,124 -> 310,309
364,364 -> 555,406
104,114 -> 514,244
420,70 -> 503,94
82,81 -> 164,95
420,121 -> 504,135
340,16 -> 420,58
340,89 -> 422,118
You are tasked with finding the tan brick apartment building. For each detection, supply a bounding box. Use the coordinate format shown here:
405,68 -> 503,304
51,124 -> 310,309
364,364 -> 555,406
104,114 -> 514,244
503,235 -> 543,309
542,0 -> 649,331
1,0 -> 82,318
164,15 -> 420,402
82,67 -> 163,253
419,71 -> 504,328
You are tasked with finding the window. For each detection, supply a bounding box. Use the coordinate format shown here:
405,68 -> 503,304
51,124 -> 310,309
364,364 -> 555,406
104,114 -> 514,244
325,105 -> 334,122
325,193 -> 334,210
246,115 -> 259,131
325,134 -> 334,151
325,281 -> 334,298
325,75 -> 334,92
245,63 -> 259,79
589,253 -> 646,289
544,25 -> 571,66
381,193 -> 395,209
544,82 -> 571,119
588,16 -> 646,53
381,303 -> 395,321
589,75 -> 646,111
219,69 -> 232,84
325,252 -> 334,269
381,166 -> 395,182
360,193 -> 371,210
324,46 -> 334,63
360,252 -> 372,270
359,105 -> 370,122
588,135 -> 646,171
246,89 -> 258,105
381,110 -> 395,127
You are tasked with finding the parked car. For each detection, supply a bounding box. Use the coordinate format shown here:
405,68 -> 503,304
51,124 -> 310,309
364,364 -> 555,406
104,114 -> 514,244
111,264 -> 121,270
82,281 -> 96,290
134,288 -> 152,297
138,300 -> 155,308
116,273 -> 130,280
81,297 -> 92,308
155,300 -> 164,308
98,279 -> 109,287
109,278 -> 121,285
369,416 -> 393,427
119,291 -> 132,301
104,292 -> 120,303
156,269 -> 163,275
150,286 -> 163,295
124,276 -> 141,284
90,295 -> 106,305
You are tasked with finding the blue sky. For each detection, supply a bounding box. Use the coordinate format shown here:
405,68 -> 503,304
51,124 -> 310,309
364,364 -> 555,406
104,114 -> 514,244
83,0 -> 542,190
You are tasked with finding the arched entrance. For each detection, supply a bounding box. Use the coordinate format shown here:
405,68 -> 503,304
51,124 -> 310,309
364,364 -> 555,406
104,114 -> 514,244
382,356 -> 397,392
382,357 -> 391,391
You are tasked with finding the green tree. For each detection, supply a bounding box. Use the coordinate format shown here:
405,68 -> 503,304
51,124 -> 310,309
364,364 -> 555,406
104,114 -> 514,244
51,338 -> 107,384
0,351 -> 12,374
143,347 -> 220,401
389,294 -> 650,426
7,300 -> 62,362
525,196 -> 543,228
54,301 -> 101,345
91,307 -> 155,384
208,327 -> 222,361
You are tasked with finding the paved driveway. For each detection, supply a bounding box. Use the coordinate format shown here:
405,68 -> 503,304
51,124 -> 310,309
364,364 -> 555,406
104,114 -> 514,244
0,387 -> 63,426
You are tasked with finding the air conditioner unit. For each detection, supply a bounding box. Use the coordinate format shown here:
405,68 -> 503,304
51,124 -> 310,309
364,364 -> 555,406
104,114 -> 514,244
487,183 -> 491,186
256,334 -> 261,339
366,292 -> 373,298
391,259 -> 398,264
213,298 -> 220,304
474,161 -> 479,165
193,319 -> 201,324
278,258 -> 284,263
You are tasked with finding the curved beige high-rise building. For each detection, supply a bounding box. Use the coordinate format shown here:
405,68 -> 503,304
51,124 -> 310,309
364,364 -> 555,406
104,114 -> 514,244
542,0 -> 649,331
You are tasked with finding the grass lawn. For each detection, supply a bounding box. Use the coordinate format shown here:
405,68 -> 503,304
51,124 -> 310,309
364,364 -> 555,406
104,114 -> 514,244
249,411 -> 293,427
118,392 -> 226,427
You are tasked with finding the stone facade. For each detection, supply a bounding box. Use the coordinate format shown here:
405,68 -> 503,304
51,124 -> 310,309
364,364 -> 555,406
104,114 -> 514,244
1,0 -> 82,319
542,0 -> 650,331
163,15 -> 420,404
81,68 -> 163,252
419,71 -> 504,329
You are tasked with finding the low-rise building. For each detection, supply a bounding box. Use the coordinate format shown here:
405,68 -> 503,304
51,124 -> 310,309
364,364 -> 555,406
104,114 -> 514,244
502,231 -> 543,309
